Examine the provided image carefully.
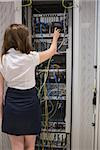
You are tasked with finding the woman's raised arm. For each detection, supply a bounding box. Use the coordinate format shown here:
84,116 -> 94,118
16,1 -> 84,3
38,28 -> 60,64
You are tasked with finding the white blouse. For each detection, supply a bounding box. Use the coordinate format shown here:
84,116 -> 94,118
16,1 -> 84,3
0,48 -> 40,89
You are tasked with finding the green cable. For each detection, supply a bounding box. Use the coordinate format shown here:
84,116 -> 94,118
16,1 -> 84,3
62,0 -> 74,9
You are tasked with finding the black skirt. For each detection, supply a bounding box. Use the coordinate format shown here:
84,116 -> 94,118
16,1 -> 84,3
2,87 -> 41,136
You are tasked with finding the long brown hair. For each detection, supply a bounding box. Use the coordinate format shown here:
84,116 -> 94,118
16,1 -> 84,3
1,24 -> 33,58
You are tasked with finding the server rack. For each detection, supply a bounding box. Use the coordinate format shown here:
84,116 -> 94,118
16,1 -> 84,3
22,0 -> 73,149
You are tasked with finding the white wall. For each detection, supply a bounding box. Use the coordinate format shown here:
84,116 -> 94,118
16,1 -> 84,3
72,0 -> 96,150
95,0 -> 100,149
0,0 -> 22,50
0,1 -> 22,149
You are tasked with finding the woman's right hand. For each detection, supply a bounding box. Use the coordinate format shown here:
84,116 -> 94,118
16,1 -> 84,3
53,27 -> 61,40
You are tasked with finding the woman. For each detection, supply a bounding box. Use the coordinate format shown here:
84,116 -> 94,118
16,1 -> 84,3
0,24 -> 60,150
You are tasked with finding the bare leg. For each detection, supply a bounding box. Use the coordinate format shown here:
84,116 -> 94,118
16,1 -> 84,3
24,135 -> 36,150
8,135 -> 24,150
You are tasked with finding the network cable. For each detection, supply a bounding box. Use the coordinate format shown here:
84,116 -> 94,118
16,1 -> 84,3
16,0 -> 32,9
38,58 -> 51,97
62,0 -> 78,9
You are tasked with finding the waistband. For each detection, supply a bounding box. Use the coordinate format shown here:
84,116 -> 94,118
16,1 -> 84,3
7,86 -> 36,91
6,86 -> 37,96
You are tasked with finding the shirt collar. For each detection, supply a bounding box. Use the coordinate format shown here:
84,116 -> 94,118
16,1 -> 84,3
8,48 -> 21,54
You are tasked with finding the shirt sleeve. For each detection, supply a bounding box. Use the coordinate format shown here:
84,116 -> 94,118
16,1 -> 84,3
30,51 -> 40,66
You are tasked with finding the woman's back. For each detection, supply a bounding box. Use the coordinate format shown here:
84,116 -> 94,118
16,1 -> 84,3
1,48 -> 40,89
